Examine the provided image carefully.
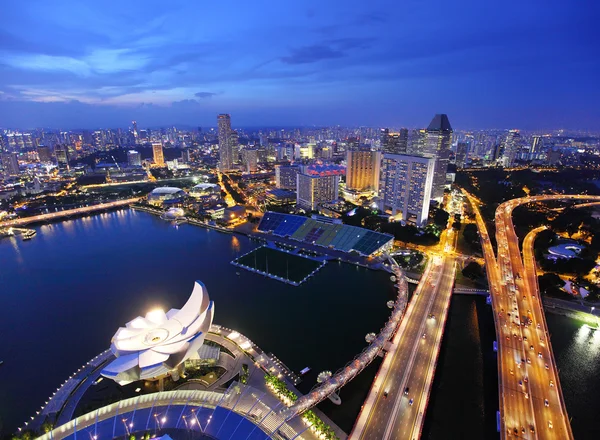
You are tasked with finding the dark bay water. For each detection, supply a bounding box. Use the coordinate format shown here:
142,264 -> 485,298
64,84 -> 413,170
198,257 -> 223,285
545,314 -> 600,439
421,295 -> 600,440
0,209 -> 395,436
1,209 -> 597,439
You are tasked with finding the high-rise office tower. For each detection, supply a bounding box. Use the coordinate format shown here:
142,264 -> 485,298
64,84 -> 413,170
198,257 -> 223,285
492,144 -> 504,162
217,114 -> 234,171
1,152 -> 19,176
531,135 -> 543,154
128,150 -> 142,167
229,131 -> 239,165
455,142 -> 469,168
346,137 -> 360,151
502,129 -> 521,167
242,148 -> 258,173
296,173 -> 340,211
37,146 -> 52,163
346,147 -> 381,191
275,165 -> 299,189
132,120 -> 139,144
152,142 -> 165,166
423,114 -> 453,200
55,145 -> 69,170
378,154 -> 435,227
180,148 -> 191,164
320,145 -> 334,159
380,128 -> 408,154
408,129 -> 428,155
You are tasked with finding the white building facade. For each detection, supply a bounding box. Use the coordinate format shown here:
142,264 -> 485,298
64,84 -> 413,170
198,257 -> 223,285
296,173 -> 340,211
378,154 -> 435,227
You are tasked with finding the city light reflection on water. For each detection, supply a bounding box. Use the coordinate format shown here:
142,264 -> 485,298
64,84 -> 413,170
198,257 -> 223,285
574,324 -> 591,344
0,209 -> 393,436
231,235 -> 240,253
546,314 -> 600,438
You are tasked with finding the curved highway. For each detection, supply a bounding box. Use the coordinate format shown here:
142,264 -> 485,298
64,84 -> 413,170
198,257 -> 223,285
465,191 -> 600,439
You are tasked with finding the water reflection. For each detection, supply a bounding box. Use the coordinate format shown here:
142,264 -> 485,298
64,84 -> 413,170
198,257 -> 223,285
231,236 -> 240,253
8,236 -> 24,265
0,209 -> 393,436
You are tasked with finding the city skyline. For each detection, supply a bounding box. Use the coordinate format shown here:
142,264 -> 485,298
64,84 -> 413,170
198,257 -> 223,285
0,0 -> 598,130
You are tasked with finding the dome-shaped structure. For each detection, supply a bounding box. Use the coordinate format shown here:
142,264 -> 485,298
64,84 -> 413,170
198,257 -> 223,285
147,186 -> 186,206
101,281 -> 214,385
162,207 -> 185,219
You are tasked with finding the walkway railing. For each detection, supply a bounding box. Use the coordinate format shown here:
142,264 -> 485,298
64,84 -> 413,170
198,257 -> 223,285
280,258 -> 408,420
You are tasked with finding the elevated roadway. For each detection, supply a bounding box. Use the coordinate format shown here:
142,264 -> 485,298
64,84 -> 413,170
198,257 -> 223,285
351,196 -> 460,440
464,191 -> 600,438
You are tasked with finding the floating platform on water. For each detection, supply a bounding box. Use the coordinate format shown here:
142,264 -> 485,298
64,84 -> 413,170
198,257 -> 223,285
231,245 -> 326,286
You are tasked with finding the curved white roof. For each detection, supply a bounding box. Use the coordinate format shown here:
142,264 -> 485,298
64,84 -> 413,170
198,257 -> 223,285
192,183 -> 219,190
101,281 -> 214,385
150,186 -> 185,195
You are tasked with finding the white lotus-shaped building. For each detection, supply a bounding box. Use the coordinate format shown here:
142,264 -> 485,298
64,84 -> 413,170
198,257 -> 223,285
101,281 -> 214,385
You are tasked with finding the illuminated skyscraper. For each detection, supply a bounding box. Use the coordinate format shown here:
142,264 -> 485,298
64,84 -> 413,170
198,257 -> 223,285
217,114 -> 234,171
1,152 -> 19,176
127,150 -> 141,167
423,114 -> 453,200
408,129 -> 427,155
55,145 -> 69,170
275,165 -> 299,189
378,154 -> 435,227
242,148 -> 258,173
230,130 -> 240,164
455,142 -> 468,168
502,129 -> 521,166
346,147 -> 381,191
152,142 -> 165,166
37,146 -> 52,163
132,120 -> 139,144
531,135 -> 543,154
381,128 -> 408,154
180,148 -> 191,164
297,173 -> 340,211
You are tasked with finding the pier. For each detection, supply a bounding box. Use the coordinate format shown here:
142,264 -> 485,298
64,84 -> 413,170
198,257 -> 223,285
0,227 -> 37,240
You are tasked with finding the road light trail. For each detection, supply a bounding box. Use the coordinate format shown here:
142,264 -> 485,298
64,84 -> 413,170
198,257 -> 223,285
463,191 -> 600,439
351,192 -> 461,440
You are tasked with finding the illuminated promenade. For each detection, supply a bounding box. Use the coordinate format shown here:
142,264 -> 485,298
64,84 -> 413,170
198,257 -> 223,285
0,198 -> 140,228
464,191 -> 600,438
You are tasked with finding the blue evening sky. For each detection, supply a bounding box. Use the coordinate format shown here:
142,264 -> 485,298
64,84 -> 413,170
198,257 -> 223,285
0,0 -> 598,129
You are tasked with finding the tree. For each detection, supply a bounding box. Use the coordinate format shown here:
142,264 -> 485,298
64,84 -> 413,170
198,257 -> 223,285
538,273 -> 572,300
433,209 -> 450,227
462,262 -> 484,280
463,223 -> 479,244
591,232 -> 600,251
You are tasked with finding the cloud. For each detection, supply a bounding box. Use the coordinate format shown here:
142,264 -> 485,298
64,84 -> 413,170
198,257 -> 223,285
280,37 -> 373,65
194,91 -> 217,99
280,44 -> 344,64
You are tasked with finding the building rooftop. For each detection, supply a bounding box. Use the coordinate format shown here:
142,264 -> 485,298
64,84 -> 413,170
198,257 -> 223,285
258,211 -> 393,256
427,114 -> 453,132
150,186 -> 185,195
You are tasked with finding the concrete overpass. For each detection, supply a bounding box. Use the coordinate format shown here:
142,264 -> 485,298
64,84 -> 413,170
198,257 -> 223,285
463,191 -> 600,439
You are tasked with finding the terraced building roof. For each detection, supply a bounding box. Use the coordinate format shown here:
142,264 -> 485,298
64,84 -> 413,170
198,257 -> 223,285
258,212 -> 393,256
